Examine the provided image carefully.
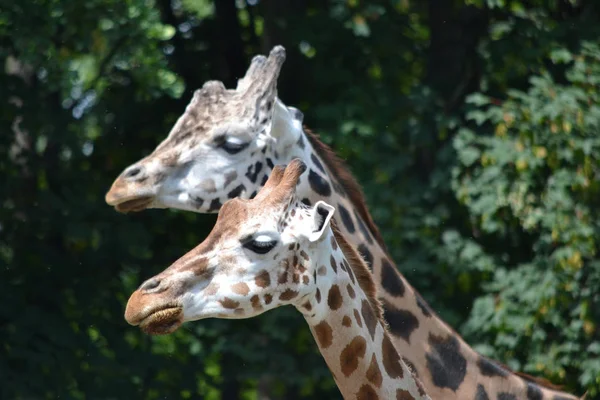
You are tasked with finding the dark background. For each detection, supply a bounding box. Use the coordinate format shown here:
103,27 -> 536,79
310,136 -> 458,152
2,0 -> 600,398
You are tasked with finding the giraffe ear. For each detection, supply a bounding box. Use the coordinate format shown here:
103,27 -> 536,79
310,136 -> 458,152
308,201 -> 335,242
269,99 -> 302,147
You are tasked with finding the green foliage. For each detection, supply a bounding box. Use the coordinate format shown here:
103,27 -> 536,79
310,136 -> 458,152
455,41 -> 600,393
1,0 -> 599,398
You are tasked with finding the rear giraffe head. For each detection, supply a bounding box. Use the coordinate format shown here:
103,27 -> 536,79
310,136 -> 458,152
124,160 -> 430,400
105,46 -> 303,213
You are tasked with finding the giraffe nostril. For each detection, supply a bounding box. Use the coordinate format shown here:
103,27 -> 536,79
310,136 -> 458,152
140,278 -> 161,292
124,166 -> 142,179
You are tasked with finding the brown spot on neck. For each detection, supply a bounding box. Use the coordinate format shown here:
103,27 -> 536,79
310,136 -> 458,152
356,384 -> 379,400
354,309 -> 363,327
361,299 -> 378,340
342,315 -> 352,327
396,389 -> 415,400
347,284 -> 356,299
381,333 -> 405,379
313,320 -> 333,348
327,285 -> 343,310
339,336 -> 367,377
302,301 -> 312,311
329,254 -> 338,273
366,354 -> 383,388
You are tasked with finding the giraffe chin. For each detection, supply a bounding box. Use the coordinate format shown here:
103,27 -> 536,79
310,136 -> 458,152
114,196 -> 154,213
138,307 -> 184,335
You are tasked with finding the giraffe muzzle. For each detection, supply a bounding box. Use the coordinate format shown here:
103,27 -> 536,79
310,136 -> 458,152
112,196 -> 155,213
138,306 -> 183,335
105,175 -> 156,213
125,288 -> 184,335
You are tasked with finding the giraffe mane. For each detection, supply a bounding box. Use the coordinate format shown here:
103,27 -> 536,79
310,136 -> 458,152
330,220 -> 383,321
304,128 -> 388,252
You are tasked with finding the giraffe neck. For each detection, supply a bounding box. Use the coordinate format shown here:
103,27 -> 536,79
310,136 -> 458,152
271,108 -> 579,399
296,229 -> 428,400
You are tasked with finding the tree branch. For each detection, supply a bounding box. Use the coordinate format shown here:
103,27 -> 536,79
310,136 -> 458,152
70,35 -> 129,112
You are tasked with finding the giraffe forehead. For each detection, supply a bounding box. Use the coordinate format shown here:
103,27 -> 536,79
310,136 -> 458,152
157,94 -> 261,153
216,199 -> 282,236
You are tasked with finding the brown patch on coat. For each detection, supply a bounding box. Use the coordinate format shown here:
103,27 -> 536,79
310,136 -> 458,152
382,333 -> 404,379
354,309 -> 363,327
250,295 -> 261,310
313,320 -> 333,348
327,285 -> 343,310
347,284 -> 356,299
279,289 -> 298,301
329,254 -> 338,273
361,299 -> 378,340
366,354 -> 383,388
231,282 -> 249,296
219,297 -> 239,309
254,270 -> 270,288
339,336 -> 367,377
303,301 -> 312,312
278,259 -> 291,284
356,384 -> 379,400
264,294 -> 273,304
396,389 -> 415,400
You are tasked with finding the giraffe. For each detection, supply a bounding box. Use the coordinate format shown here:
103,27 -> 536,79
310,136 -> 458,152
106,46 -> 581,399
124,160 -> 431,400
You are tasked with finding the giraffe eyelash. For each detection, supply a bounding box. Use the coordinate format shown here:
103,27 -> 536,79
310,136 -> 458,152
241,234 -> 278,254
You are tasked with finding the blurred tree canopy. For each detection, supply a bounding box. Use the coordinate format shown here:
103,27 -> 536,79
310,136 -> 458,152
1,0 -> 599,398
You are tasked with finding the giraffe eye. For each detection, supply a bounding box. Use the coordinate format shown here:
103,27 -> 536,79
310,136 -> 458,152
243,236 -> 277,254
221,137 -> 249,155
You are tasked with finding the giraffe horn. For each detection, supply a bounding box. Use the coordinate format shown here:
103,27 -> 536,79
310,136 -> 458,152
254,164 -> 286,201
238,46 -> 286,99
236,55 -> 267,92
254,159 -> 306,205
279,158 -> 307,192
266,159 -> 307,204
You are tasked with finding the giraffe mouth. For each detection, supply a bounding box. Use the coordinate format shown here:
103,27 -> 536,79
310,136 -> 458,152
137,306 -> 184,335
113,196 -> 154,213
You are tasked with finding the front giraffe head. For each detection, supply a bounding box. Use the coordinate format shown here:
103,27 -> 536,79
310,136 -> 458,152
124,160 -> 336,334
105,46 -> 303,213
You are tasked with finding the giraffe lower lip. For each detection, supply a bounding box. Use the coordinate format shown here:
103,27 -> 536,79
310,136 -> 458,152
114,196 -> 154,213
138,306 -> 183,335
